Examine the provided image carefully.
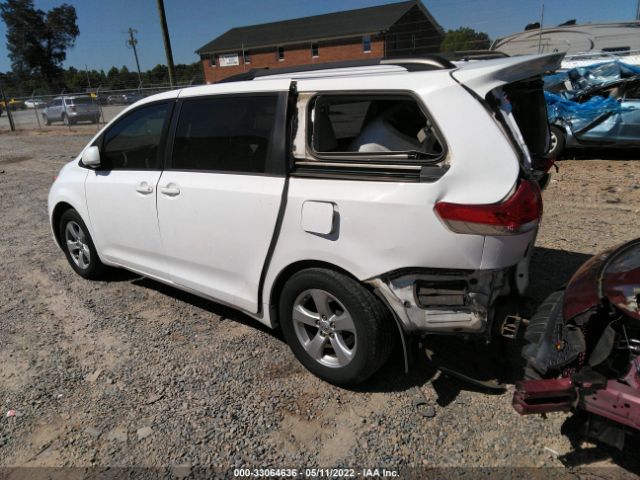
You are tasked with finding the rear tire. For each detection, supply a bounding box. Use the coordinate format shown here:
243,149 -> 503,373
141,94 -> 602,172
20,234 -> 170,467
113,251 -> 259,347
279,268 -> 395,386
58,209 -> 106,280
547,125 -> 566,159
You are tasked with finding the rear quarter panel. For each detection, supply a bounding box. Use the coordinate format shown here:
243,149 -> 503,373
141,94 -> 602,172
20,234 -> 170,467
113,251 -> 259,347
263,72 -> 523,319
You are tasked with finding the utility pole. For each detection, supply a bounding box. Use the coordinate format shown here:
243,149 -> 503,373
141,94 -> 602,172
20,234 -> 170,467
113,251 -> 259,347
126,27 -> 143,89
537,2 -> 545,54
156,0 -> 176,87
636,0 -> 640,20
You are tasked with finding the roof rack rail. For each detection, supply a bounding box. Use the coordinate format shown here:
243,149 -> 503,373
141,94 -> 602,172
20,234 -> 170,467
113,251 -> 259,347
217,55 -> 456,83
440,50 -> 510,61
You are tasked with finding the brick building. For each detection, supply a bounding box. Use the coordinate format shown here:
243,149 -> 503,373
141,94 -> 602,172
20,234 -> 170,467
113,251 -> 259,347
196,1 -> 444,83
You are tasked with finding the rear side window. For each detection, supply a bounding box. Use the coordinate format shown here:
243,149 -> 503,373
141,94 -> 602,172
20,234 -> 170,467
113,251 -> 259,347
102,102 -> 170,170
69,97 -> 93,105
172,95 -> 278,174
310,94 -> 443,160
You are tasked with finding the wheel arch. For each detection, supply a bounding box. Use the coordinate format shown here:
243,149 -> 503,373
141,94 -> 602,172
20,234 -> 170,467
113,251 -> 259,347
268,260 -> 373,328
51,201 -> 76,249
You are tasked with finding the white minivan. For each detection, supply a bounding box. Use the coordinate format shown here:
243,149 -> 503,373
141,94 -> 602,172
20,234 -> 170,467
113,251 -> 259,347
49,54 -> 562,385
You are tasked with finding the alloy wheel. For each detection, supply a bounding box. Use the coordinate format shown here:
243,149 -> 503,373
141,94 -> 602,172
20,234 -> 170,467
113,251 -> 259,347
549,131 -> 558,153
292,289 -> 357,368
64,221 -> 90,269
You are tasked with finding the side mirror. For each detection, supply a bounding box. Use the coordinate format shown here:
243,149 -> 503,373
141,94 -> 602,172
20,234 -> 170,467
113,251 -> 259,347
82,146 -> 101,168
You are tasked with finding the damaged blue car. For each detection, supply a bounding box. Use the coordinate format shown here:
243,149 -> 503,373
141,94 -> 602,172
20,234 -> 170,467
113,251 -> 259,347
544,61 -> 640,158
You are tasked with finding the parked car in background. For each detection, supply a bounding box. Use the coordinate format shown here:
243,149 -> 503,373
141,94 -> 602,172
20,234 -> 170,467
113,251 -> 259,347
123,92 -> 144,104
106,94 -> 126,105
0,98 -> 25,110
88,92 -> 109,105
24,98 -> 46,109
42,95 -> 100,125
544,61 -> 640,157
107,92 -> 143,105
49,53 -> 560,385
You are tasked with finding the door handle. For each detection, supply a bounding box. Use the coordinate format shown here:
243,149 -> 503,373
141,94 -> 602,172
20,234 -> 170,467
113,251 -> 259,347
135,181 -> 153,194
160,183 -> 180,197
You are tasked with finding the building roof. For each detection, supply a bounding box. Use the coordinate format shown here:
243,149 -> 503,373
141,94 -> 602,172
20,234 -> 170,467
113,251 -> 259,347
196,1 -> 443,55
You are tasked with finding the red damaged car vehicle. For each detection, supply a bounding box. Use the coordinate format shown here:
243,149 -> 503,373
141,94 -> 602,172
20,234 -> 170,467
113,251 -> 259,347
514,238 -> 640,449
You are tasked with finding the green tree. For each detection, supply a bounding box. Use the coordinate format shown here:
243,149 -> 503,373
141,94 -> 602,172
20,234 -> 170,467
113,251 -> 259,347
440,27 -> 491,52
0,0 -> 79,90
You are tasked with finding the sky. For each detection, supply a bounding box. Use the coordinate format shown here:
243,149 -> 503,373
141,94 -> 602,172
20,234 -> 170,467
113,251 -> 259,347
0,0 -> 637,73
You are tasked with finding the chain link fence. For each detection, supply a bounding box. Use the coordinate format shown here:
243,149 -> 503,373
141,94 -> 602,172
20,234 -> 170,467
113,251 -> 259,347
0,81 -> 201,133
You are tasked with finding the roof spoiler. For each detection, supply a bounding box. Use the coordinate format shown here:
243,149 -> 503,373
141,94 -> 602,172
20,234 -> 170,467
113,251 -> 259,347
451,52 -> 564,98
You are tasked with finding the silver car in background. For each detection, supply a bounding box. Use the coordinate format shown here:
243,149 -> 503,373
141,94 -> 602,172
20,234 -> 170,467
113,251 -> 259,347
42,95 -> 100,125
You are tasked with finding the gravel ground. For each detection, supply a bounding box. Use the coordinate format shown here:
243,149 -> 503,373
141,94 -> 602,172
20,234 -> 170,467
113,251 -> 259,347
0,131 -> 639,477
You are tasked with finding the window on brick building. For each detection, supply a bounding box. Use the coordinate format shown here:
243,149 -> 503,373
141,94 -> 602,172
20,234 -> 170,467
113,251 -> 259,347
363,35 -> 372,53
277,46 -> 285,61
243,51 -> 251,64
311,43 -> 319,58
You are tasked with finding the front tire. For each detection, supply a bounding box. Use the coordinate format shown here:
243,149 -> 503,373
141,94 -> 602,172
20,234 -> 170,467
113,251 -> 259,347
59,209 -> 106,279
279,268 -> 395,386
42,114 -> 50,126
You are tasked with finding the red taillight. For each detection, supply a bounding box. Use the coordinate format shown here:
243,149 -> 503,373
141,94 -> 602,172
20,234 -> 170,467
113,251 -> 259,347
435,179 -> 542,236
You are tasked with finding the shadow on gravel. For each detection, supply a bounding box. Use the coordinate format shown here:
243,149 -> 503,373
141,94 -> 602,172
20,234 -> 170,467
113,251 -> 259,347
561,148 -> 640,161
558,415 -> 640,474
129,277 -> 281,339
101,268 -> 141,282
528,246 -> 592,303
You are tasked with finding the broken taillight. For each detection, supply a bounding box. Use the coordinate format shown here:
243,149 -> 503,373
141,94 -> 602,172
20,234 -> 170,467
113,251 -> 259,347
434,179 -> 542,236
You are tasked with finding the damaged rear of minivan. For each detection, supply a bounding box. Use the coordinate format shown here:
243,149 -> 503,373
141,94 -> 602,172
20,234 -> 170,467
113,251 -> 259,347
263,53 -> 564,385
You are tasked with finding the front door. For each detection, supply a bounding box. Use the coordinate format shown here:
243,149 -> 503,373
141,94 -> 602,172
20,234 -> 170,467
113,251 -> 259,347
85,101 -> 173,279
157,91 -> 288,313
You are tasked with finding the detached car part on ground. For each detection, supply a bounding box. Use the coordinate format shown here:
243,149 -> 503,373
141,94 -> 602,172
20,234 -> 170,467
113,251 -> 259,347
49,53 -> 561,386
514,239 -> 640,450
544,61 -> 640,158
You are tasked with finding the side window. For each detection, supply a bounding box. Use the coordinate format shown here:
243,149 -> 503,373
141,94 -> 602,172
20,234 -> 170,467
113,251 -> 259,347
172,95 -> 278,174
624,81 -> 640,100
310,94 -> 443,159
101,102 -> 170,170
